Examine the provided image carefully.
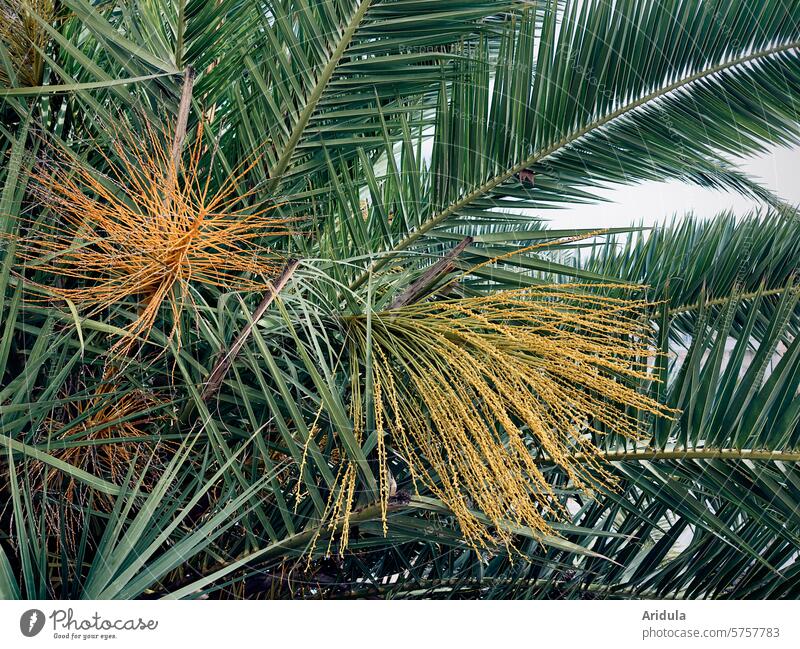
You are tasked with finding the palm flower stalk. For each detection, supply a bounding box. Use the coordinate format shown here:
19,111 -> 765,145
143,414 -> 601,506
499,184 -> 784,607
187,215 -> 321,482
13,119 -> 296,354
331,284 -> 674,553
0,0 -> 53,87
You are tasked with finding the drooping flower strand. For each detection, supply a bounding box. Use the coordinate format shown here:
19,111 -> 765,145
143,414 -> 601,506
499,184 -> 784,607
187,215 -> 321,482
325,284 -> 673,554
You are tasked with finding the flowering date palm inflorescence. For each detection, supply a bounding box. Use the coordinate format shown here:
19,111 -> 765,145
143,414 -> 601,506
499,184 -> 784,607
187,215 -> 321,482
334,284 -> 674,553
11,380 -> 167,547
0,0 -> 53,87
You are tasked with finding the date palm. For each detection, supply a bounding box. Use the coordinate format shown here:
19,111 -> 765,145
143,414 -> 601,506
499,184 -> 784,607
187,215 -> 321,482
1,0 -> 799,599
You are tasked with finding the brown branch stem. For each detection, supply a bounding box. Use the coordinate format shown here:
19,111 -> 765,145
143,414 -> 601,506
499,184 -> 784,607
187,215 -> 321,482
170,66 -> 196,169
201,259 -> 299,401
386,237 -> 473,311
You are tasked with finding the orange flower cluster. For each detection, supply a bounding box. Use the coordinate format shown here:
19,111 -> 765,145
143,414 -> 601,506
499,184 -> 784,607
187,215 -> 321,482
14,120 -> 295,353
10,381 -> 168,547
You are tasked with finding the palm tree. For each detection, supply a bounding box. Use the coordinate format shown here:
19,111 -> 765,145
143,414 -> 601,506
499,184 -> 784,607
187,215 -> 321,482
1,0 -> 799,599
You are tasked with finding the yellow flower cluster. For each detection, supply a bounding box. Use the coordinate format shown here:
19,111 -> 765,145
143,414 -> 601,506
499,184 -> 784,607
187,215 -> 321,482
332,284 -> 672,553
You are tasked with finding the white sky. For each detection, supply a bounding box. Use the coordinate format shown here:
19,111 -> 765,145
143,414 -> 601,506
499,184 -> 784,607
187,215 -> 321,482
546,144 -> 800,229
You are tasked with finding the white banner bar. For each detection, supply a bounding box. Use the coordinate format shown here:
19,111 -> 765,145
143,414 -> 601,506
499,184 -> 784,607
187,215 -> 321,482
1,600 -> 799,648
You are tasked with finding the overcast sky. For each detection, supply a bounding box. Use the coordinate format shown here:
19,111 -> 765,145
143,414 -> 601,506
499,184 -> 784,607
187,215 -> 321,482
546,144 -> 800,230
